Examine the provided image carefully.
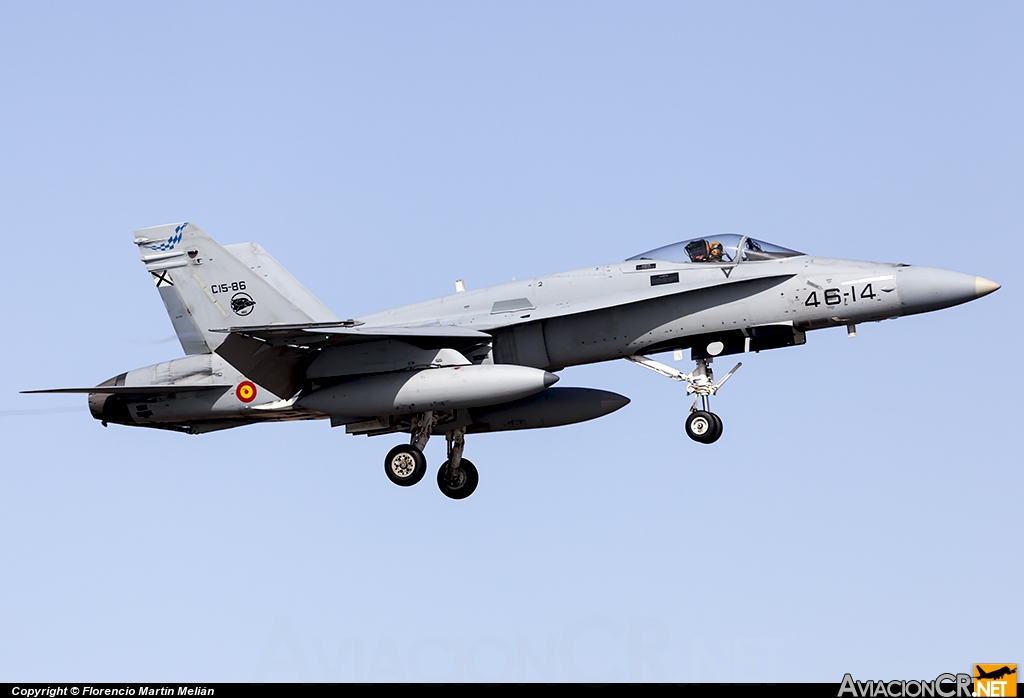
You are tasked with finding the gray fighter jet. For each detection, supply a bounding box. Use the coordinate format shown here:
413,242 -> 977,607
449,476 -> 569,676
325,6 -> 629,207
25,223 -> 999,499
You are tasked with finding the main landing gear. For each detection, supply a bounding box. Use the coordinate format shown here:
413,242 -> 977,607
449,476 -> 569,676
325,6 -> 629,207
436,428 -> 478,500
382,412 -> 479,499
626,354 -> 742,445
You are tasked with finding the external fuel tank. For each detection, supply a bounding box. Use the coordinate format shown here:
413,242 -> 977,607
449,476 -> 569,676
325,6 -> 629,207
298,365 -> 559,416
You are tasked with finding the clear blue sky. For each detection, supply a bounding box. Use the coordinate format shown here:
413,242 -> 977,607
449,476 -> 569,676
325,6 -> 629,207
1,1 -> 1020,682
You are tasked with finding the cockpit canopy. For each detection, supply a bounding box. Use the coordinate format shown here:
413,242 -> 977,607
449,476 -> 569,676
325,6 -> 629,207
628,234 -> 803,264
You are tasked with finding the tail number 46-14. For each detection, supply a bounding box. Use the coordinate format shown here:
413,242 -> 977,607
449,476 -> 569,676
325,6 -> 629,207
805,283 -> 876,307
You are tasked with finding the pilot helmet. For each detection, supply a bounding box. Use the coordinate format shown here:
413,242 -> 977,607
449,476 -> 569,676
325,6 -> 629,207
685,239 -> 710,262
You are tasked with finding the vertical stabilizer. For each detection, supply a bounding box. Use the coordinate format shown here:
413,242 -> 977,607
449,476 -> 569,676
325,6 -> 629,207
223,242 -> 339,323
135,222 -> 317,353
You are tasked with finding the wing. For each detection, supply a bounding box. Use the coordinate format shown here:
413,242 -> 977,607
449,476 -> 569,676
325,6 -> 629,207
209,322 -> 492,348
206,323 -> 492,399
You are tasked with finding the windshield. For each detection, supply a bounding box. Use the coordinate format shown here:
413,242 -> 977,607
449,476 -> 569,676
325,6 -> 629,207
628,234 -> 803,264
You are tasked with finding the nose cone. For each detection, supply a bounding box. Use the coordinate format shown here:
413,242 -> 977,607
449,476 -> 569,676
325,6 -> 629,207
975,277 -> 1001,298
897,266 -> 1000,316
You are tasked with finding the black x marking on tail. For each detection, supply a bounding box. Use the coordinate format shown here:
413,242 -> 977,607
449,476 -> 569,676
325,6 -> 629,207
152,270 -> 174,287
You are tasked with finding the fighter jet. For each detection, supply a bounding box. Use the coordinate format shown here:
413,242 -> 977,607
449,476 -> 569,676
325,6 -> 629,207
25,223 -> 999,499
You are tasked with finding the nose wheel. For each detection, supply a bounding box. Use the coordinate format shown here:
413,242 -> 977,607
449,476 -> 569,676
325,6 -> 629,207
685,410 -> 723,444
627,354 -> 740,445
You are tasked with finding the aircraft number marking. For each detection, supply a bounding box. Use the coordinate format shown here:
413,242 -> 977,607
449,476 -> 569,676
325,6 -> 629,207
211,281 -> 247,294
804,283 -> 877,308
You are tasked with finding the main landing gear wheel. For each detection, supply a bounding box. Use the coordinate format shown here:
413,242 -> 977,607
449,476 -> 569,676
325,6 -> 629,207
686,410 -> 723,444
437,458 -> 479,500
384,445 -> 427,487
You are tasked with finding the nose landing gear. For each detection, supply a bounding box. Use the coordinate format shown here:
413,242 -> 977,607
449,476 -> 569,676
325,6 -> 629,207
626,354 -> 741,445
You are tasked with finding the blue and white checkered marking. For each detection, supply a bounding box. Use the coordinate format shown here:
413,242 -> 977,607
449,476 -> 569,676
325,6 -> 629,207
141,222 -> 188,252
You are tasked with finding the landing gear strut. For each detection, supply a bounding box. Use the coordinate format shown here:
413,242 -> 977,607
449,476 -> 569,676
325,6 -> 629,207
437,428 -> 478,500
626,354 -> 741,445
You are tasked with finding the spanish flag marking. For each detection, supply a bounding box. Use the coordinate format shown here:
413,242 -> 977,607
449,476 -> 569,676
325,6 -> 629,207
236,381 -> 257,403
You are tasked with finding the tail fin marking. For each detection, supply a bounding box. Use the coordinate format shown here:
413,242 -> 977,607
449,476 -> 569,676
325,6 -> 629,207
135,222 -> 327,355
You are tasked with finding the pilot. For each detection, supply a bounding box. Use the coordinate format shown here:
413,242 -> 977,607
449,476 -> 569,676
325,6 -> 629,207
685,239 -> 727,263
686,239 -> 710,262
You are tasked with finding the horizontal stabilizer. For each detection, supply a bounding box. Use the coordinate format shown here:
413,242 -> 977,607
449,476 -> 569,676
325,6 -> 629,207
22,385 -> 233,395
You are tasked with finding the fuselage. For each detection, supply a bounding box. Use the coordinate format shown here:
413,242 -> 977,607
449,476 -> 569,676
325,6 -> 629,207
355,253 -> 992,370
30,222 -> 997,499
84,237 -> 999,433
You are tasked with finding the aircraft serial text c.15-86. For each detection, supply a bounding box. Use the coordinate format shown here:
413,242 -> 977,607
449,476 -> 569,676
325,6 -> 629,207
25,224 -> 999,499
